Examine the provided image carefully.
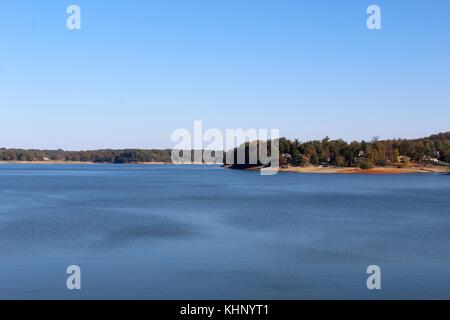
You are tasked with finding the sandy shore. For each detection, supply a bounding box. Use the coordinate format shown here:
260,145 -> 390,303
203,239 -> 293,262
277,165 -> 449,174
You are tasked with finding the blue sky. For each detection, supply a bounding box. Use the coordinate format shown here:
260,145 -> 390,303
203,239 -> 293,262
0,0 -> 449,150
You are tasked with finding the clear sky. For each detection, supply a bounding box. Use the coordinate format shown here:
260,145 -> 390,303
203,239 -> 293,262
1,0 -> 449,150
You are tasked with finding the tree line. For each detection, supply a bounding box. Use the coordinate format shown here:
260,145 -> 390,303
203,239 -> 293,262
277,132 -> 450,168
0,149 -> 173,163
1,132 -> 449,168
227,132 -> 450,169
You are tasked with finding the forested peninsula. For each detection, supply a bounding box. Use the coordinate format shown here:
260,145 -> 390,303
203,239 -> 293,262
1,133 -> 450,172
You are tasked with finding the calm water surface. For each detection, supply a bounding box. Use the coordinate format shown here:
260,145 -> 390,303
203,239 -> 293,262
0,164 -> 449,299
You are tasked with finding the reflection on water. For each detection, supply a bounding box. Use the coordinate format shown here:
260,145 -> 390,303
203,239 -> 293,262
0,164 -> 449,299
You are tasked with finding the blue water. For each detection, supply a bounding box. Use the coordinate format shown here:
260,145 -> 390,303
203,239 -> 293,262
0,164 -> 449,299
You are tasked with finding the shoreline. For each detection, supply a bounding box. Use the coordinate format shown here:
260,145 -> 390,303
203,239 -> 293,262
0,161 -> 216,165
0,161 -> 448,174
0,161 -> 96,165
276,165 -> 449,174
226,164 -> 449,174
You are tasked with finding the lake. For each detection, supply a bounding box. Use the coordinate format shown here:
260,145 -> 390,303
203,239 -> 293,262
0,164 -> 449,299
